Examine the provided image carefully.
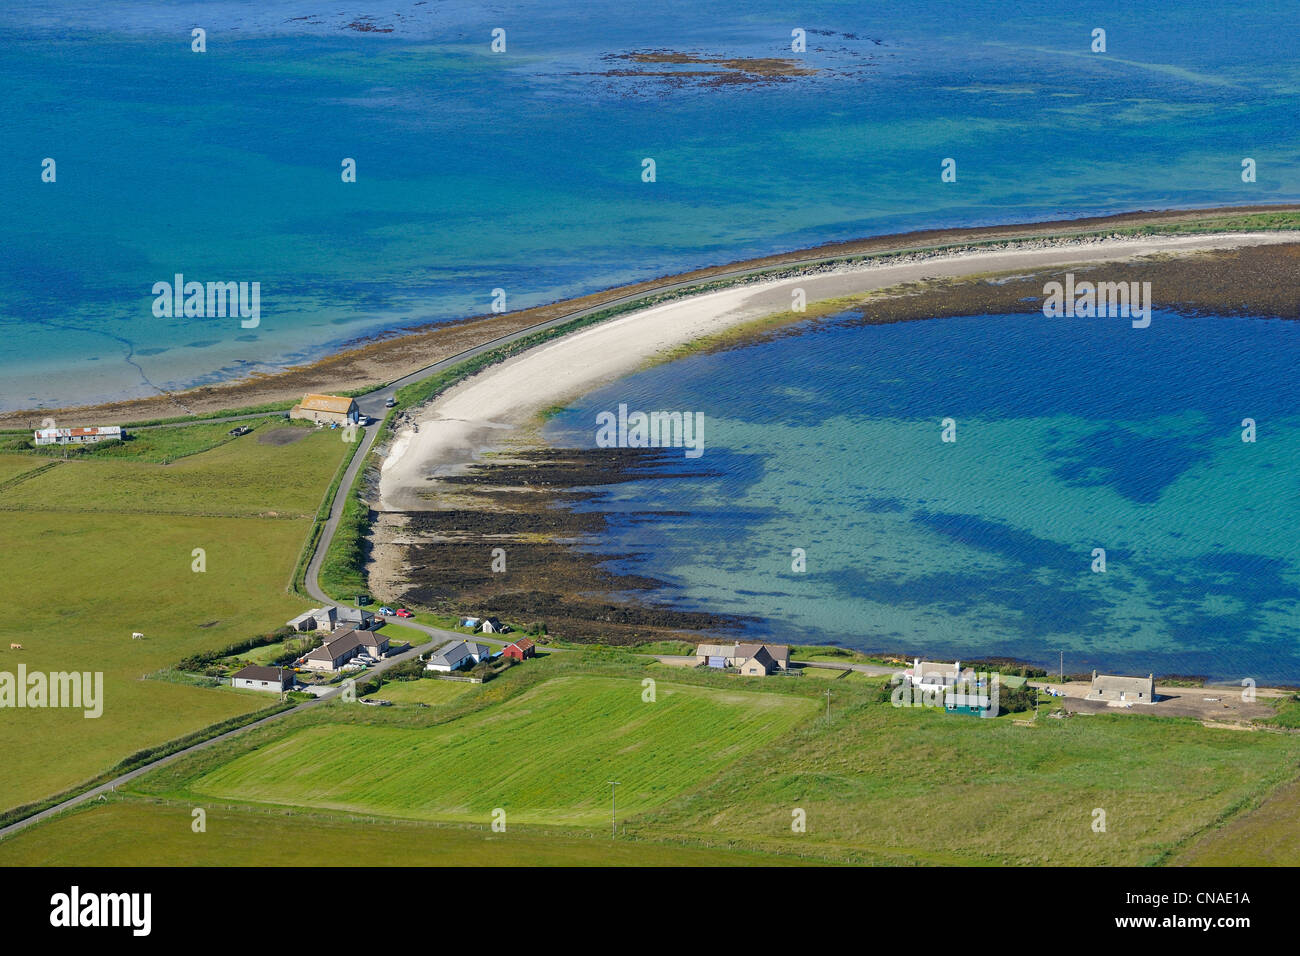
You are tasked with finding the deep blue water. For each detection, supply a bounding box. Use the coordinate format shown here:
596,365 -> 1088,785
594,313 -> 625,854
2,0 -> 1298,408
545,311 -> 1300,682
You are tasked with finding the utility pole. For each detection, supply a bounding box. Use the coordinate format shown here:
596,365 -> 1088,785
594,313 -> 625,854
1059,650 -> 1064,683
825,687 -> 831,720
607,780 -> 619,839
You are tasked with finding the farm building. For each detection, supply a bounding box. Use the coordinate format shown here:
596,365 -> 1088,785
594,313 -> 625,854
1087,671 -> 1156,704
289,393 -> 359,426
426,640 -> 492,673
336,606 -> 376,630
300,628 -> 388,672
696,643 -> 734,668
478,617 -> 506,634
288,607 -> 336,632
944,690 -> 996,718
33,425 -> 123,446
694,642 -> 790,675
231,665 -> 294,692
502,637 -> 536,661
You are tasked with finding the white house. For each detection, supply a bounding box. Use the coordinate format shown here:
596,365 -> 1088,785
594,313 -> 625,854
425,641 -> 492,672
1087,671 -> 1156,704
34,425 -> 123,446
231,665 -> 294,692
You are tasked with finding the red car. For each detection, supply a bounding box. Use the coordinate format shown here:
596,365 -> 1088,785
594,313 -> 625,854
395,608 -> 414,618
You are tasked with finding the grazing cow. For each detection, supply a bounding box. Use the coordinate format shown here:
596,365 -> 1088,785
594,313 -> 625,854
131,632 -> 144,640
9,643 -> 22,650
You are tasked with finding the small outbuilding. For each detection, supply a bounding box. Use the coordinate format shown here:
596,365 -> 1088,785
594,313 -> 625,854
231,665 -> 294,692
502,637 -> 536,661
695,643 -> 735,668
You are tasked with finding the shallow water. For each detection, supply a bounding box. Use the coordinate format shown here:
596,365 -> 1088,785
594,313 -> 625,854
3,0 -> 1297,409
544,311 -> 1300,682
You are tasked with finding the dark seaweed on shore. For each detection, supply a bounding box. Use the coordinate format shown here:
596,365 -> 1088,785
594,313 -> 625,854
389,447 -> 755,644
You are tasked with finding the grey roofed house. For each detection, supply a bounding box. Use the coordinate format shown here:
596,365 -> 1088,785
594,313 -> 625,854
426,640 -> 492,671
1087,671 -> 1156,703
231,665 -> 294,691
336,606 -> 376,629
288,609 -> 320,631
695,642 -> 736,666
288,606 -> 336,632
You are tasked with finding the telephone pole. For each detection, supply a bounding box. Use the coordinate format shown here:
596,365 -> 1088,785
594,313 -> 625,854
825,687 -> 832,719
1059,650 -> 1064,683
607,780 -> 619,839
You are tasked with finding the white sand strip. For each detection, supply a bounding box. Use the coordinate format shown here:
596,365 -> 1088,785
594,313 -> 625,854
378,232 -> 1296,511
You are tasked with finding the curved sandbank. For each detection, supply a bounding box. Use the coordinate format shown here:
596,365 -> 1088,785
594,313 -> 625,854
378,230 -> 1298,511
5,204 -> 1297,431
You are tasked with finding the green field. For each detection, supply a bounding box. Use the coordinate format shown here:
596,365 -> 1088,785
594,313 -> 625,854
370,678 -> 478,706
12,650 -> 1300,866
0,799 -> 818,867
12,420 -> 273,463
631,697 -> 1300,865
1171,776 -> 1300,866
0,424 -> 343,517
0,421 -> 349,813
0,453 -> 51,484
161,676 -> 818,826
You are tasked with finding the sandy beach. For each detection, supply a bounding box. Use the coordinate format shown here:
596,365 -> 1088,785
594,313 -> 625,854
4,205 -> 1297,432
378,230 -> 1299,511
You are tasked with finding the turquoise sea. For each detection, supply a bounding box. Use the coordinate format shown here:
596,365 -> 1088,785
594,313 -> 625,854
5,2 -> 1298,678
2,0 -> 1298,409
545,311 -> 1300,682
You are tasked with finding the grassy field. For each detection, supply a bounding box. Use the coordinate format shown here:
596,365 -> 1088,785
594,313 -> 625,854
0,453 -> 52,484
12,647 -> 1299,865
0,421 -> 348,813
12,420 -> 270,463
370,679 -> 479,706
0,423 -> 343,517
148,675 -> 818,827
629,694 -> 1300,865
1171,776 -> 1300,866
0,799 -> 820,866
